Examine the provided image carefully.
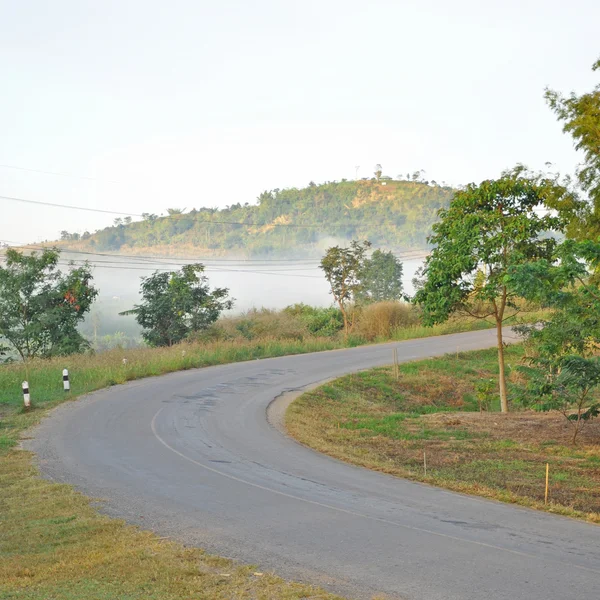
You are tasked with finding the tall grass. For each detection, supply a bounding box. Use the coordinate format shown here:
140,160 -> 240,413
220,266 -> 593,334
356,301 -> 420,340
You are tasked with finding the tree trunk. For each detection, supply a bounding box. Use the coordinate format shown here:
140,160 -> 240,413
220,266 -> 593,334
496,318 -> 509,413
341,306 -> 349,338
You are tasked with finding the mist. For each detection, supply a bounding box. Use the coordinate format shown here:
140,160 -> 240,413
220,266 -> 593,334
73,252 -> 425,342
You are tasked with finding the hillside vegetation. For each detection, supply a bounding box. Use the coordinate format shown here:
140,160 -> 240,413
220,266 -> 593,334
58,179 -> 454,256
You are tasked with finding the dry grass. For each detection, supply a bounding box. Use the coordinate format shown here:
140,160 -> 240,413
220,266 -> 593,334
355,302 -> 419,340
0,451 -> 341,600
286,346 -> 600,522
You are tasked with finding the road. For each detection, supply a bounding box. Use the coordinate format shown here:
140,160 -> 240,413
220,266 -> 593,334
28,329 -> 600,600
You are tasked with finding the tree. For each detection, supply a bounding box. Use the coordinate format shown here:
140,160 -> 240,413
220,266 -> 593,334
320,240 -> 371,336
519,355 -> 600,444
414,167 -> 567,413
121,264 -> 233,347
545,57 -> 600,238
124,216 -> 132,225
0,248 -> 98,359
374,164 -> 382,181
166,208 -> 186,215
510,239 -> 600,440
358,249 -> 403,302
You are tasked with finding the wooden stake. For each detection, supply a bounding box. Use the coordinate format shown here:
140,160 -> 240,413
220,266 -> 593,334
423,449 -> 427,477
393,348 -> 399,380
545,463 -> 549,505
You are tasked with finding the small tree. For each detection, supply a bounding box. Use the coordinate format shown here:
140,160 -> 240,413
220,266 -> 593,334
320,240 -> 371,336
519,356 -> 600,444
0,248 -> 98,359
358,249 -> 403,303
121,264 -> 233,347
512,239 -> 600,441
415,167 -> 567,413
374,164 -> 382,181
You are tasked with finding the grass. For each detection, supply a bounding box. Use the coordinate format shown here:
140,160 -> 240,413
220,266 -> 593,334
0,311 -> 549,599
286,345 -> 600,523
0,451 -> 342,600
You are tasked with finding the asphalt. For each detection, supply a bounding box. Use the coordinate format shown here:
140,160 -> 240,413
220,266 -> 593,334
27,329 -> 600,600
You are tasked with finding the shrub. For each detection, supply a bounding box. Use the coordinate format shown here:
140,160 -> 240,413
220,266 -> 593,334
356,301 -> 419,340
283,304 -> 344,337
210,308 -> 309,341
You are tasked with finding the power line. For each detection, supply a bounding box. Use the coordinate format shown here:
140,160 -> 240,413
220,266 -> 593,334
0,192 -> 371,229
1,194 -> 142,217
1,239 -> 429,265
0,164 -> 122,184
47,259 -> 323,278
0,241 -> 323,264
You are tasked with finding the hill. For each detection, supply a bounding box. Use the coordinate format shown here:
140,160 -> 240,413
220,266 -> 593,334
57,179 -> 454,257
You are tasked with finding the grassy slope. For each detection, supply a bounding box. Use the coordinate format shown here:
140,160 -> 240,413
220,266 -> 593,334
286,346 -> 600,522
0,318 -> 514,600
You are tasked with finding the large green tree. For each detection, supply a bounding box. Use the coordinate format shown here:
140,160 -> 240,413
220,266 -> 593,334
414,168 -> 567,413
320,240 -> 371,336
122,264 -> 233,347
357,249 -> 403,303
0,248 -> 98,359
545,57 -> 600,238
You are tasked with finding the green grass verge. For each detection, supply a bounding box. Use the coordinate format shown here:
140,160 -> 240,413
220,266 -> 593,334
286,345 -> 600,522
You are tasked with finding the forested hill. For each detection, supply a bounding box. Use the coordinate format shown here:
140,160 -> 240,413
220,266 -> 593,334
57,179 -> 455,257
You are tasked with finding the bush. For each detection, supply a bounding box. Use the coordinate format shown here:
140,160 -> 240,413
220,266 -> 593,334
283,304 -> 344,337
209,308 -> 309,341
355,301 -> 419,340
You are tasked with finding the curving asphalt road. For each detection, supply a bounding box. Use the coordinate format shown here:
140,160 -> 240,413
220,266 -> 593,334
28,329 -> 600,600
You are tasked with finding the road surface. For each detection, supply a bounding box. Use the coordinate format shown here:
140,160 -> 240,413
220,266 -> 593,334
28,329 -> 600,599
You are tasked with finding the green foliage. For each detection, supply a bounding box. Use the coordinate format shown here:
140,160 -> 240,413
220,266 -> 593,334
518,356 -> 600,443
511,239 -> 600,441
320,240 -> 371,334
545,58 -> 600,238
415,168 -> 565,326
121,264 -> 233,347
475,379 -> 498,413
283,303 -> 344,336
60,180 -> 454,254
511,240 -> 600,358
0,248 -> 98,359
415,167 -> 568,412
358,249 -> 403,302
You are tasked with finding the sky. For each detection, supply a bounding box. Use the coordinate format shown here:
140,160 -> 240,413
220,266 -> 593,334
1,0 -> 599,245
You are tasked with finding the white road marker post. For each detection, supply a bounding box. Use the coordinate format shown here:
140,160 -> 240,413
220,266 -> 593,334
22,381 -> 31,410
63,368 -> 70,393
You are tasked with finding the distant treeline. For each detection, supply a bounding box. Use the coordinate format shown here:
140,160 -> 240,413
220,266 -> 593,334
58,179 -> 454,256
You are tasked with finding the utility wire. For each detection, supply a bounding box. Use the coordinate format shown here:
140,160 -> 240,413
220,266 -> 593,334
0,164 -> 122,184
0,241 -> 323,264
1,194 -> 351,228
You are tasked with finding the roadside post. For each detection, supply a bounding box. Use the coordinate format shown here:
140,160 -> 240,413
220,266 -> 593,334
22,381 -> 31,409
63,369 -> 70,392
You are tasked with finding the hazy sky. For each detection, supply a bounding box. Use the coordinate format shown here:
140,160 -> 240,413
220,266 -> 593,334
1,0 -> 598,244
